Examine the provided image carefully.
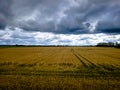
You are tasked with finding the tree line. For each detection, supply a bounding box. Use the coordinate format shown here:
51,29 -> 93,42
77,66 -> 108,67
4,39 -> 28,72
96,42 -> 120,48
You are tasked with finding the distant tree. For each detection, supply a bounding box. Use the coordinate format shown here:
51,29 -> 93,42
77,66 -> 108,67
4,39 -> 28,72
97,42 -> 114,47
15,44 -> 18,46
115,42 -> 120,48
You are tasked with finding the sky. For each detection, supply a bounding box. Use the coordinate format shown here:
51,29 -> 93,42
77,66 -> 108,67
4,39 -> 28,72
0,0 -> 120,45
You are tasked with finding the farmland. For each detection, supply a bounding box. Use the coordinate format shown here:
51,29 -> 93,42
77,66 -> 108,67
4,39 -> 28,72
0,47 -> 120,89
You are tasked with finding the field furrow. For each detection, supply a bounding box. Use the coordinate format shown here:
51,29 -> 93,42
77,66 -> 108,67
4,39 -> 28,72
71,49 -> 88,67
76,47 -> 120,66
0,46 -> 120,89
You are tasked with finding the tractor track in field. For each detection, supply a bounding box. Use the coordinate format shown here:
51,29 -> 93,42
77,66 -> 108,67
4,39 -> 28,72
81,48 -> 120,60
71,49 -> 88,68
71,49 -> 97,68
77,53 -> 97,67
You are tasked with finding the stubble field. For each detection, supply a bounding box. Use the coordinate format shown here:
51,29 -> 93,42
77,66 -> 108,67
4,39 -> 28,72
0,47 -> 120,89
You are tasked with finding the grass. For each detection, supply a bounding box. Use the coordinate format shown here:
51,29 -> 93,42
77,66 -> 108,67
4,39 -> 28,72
0,47 -> 120,89
1,75 -> 120,90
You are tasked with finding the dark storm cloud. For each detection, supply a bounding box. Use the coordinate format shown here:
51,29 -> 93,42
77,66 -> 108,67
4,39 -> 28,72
0,0 -> 13,29
0,0 -> 120,34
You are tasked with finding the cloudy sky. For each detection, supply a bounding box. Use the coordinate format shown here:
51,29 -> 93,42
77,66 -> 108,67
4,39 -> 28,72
0,0 -> 120,45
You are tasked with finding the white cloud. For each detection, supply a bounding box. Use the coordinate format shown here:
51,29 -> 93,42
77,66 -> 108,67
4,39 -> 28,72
0,27 -> 120,45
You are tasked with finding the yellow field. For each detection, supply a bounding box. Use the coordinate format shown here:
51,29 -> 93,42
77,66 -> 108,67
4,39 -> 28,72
0,47 -> 120,89
0,47 -> 120,65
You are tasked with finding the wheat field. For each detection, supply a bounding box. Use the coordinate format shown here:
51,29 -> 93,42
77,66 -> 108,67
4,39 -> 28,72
0,46 -> 120,89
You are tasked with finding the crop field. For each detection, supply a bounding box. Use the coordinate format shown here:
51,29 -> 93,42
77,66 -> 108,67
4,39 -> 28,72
0,47 -> 120,89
